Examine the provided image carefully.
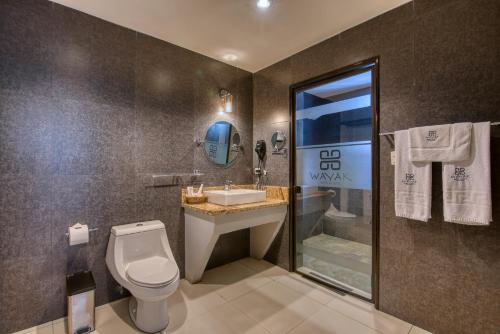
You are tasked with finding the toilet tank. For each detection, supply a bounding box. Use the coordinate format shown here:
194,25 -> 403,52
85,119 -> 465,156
111,220 -> 168,262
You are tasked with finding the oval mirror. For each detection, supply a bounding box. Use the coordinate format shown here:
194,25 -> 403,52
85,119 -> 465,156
203,121 -> 241,167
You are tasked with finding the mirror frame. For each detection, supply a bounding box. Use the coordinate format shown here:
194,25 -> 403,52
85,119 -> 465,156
202,121 -> 242,168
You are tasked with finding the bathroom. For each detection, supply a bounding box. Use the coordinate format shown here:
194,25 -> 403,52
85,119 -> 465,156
0,0 -> 498,334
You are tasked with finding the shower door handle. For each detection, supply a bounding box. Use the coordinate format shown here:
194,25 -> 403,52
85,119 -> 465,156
294,186 -> 301,194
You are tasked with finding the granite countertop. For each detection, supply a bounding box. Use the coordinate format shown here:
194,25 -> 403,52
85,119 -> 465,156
181,185 -> 289,216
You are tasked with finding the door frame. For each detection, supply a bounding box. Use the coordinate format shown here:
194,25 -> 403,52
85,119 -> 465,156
288,57 -> 380,307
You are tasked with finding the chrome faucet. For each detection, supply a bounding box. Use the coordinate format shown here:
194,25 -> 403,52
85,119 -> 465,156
224,180 -> 233,191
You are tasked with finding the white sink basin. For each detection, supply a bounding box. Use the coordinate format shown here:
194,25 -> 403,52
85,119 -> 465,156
205,189 -> 266,206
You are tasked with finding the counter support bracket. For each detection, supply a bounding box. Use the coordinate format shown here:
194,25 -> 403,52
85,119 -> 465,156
185,205 -> 287,283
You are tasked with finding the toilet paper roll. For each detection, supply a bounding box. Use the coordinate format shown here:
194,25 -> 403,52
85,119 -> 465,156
69,223 -> 89,246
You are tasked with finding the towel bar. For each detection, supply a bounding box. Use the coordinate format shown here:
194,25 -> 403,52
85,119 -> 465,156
379,121 -> 500,137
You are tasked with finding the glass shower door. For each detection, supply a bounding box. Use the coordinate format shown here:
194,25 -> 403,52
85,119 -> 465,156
292,65 -> 377,300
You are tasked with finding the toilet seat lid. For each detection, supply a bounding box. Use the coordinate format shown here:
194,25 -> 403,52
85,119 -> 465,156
126,256 -> 178,288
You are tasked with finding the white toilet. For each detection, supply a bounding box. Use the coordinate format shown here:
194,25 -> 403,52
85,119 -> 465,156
106,220 -> 180,333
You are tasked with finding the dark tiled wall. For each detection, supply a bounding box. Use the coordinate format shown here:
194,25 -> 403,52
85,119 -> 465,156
253,0 -> 500,333
0,1 -> 253,333
253,59 -> 293,269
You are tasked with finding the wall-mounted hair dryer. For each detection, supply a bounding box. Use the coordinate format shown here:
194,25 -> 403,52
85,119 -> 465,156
254,140 -> 267,189
255,140 -> 266,162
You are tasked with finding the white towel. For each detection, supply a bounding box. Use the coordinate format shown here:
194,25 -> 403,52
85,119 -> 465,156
442,122 -> 492,225
395,130 -> 432,222
409,122 -> 472,162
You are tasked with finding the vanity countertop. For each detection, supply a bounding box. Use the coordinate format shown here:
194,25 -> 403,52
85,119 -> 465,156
181,185 -> 288,216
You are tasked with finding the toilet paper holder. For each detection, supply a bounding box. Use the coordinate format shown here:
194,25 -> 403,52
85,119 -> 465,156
65,226 -> 99,237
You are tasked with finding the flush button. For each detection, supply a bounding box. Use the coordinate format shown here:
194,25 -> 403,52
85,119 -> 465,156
136,223 -> 144,227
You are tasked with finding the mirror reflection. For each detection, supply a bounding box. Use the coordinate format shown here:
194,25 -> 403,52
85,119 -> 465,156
204,121 -> 241,167
271,130 -> 286,151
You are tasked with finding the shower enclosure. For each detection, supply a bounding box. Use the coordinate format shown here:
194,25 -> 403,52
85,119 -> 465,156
290,59 -> 379,302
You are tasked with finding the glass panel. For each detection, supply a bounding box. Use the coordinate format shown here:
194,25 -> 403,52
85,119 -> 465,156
294,70 -> 373,299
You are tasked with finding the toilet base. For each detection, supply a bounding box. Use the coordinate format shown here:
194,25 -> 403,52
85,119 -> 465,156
129,296 -> 169,333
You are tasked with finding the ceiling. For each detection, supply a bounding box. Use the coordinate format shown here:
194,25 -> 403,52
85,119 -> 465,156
50,0 -> 410,73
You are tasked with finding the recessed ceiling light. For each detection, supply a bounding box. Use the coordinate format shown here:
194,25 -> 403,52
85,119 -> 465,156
223,54 -> 238,61
257,0 -> 271,8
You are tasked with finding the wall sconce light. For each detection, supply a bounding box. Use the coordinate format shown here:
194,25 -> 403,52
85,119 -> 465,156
219,89 -> 233,113
257,0 -> 271,9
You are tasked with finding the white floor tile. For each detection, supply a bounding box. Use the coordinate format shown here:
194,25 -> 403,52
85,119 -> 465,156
326,294 -> 412,334
201,262 -> 256,285
167,279 -> 227,327
11,259 -> 429,334
94,298 -> 142,334
236,257 -> 275,272
235,258 -> 288,280
208,303 -> 271,334
164,310 -> 230,334
215,273 -> 273,301
410,326 -> 433,334
12,322 -> 53,334
95,298 -> 131,328
94,316 -> 143,334
51,318 -> 66,334
288,307 -> 378,334
276,273 -> 336,305
164,302 -> 273,334
201,262 -> 273,301
230,281 -> 323,334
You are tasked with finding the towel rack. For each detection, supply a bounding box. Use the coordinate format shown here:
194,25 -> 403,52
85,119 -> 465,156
379,122 -> 500,137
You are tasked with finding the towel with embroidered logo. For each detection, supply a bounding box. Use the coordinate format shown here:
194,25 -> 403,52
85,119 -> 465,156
395,130 -> 432,222
442,122 -> 492,225
409,123 -> 472,162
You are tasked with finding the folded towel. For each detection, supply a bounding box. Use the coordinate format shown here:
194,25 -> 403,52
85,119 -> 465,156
442,122 -> 492,225
409,122 -> 472,162
395,130 -> 432,222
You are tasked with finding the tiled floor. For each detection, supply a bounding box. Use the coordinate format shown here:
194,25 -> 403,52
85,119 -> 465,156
14,258 -> 432,334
